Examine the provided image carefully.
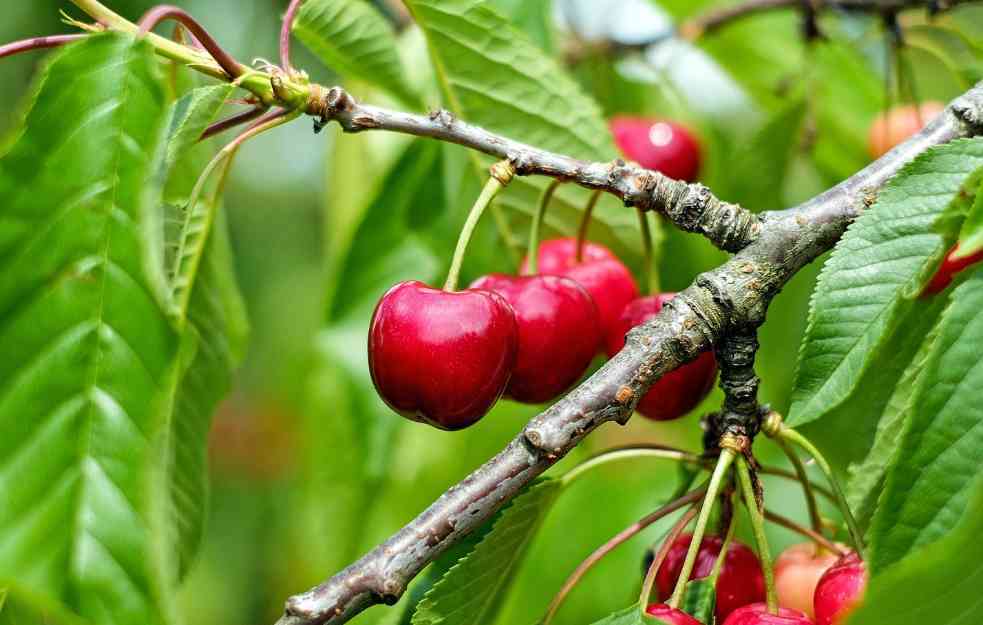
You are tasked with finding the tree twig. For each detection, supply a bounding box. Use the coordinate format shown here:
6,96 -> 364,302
280,0 -> 304,72
0,34 -> 87,59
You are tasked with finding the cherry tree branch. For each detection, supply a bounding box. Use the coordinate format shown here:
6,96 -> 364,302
278,83 -> 983,625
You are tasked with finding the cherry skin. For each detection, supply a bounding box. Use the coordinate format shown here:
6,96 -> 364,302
814,552 -> 866,625
610,116 -> 701,182
922,243 -> 983,295
868,101 -> 945,159
655,533 -> 765,622
368,281 -> 518,430
774,543 -> 843,618
645,604 -> 704,625
722,603 -> 814,625
523,238 -> 639,350
468,274 -> 601,403
605,294 -> 717,420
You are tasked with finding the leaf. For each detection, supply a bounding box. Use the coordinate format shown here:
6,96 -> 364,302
788,139 -> 983,430
904,24 -> 983,90
0,34 -> 177,625
411,479 -> 561,625
847,477 -> 983,625
0,583 -> 92,625
587,604 -> 644,625
868,266 -> 983,571
293,0 -> 419,105
403,0 -> 641,261
679,578 -> 715,624
955,178 -> 983,258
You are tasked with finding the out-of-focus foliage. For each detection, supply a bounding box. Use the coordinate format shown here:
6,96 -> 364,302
2,1 -> 983,625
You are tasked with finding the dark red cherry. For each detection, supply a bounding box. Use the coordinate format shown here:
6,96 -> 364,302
922,243 -> 983,295
722,603 -> 814,625
523,238 -> 639,349
610,116 -> 702,182
655,533 -> 765,622
368,281 -> 518,430
469,274 -> 601,403
645,604 -> 704,625
605,294 -> 717,420
813,552 -> 866,625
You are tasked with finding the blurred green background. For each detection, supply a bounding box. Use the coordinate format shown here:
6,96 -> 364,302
4,1 -> 981,624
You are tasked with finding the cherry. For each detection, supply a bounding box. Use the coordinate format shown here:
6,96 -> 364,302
645,603 -> 704,625
610,116 -> 701,182
722,603 -> 814,625
813,552 -> 866,625
468,274 -> 601,403
773,543 -> 843,618
605,294 -> 717,420
868,101 -> 945,159
655,533 -> 765,622
523,238 -> 639,350
922,243 -> 983,295
368,281 -> 518,430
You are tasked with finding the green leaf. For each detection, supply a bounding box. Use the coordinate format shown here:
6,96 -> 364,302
293,0 -> 419,105
403,0 -> 641,261
587,604 -> 644,625
411,479 -> 561,625
847,477 -> 983,625
679,578 -> 715,624
904,24 -> 983,90
0,34 -> 177,625
955,178 -> 983,258
0,583 -> 92,625
789,139 -> 983,430
868,266 -> 983,571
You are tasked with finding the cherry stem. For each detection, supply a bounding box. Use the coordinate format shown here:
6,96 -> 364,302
525,180 -> 561,275
774,435 -> 824,537
708,504 -> 736,580
735,455 -> 778,613
173,108 -> 298,314
542,487 -> 707,625
667,449 -> 735,609
281,0 -> 305,72
443,161 -> 514,291
763,509 -> 846,557
637,208 -> 659,295
136,4 -> 243,79
201,105 -> 269,140
758,465 -> 836,502
575,190 -> 602,263
0,34 -> 87,59
638,505 -> 699,610
778,427 -> 866,558
562,445 -> 703,486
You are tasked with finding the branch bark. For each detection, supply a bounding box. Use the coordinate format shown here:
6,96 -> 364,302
278,83 -> 983,625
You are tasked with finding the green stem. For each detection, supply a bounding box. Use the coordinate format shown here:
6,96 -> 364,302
735,455 -> 778,613
638,505 -> 699,610
774,435 -> 824,537
637,208 -> 659,295
667,449 -> 735,609
779,427 -> 866,557
575,190 -> 602,262
562,446 -> 703,487
526,180 -> 561,275
443,162 -> 513,291
709,506 -> 736,580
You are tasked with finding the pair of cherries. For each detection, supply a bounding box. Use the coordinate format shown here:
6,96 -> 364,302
645,534 -> 867,625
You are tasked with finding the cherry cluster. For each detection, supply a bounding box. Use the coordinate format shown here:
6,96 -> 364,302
368,117 -> 713,430
646,535 -> 867,625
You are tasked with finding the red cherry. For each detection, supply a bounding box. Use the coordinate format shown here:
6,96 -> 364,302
774,543 -> 843,618
523,238 -> 639,349
722,603 -> 814,625
655,533 -> 765,622
610,116 -> 701,182
605,294 -> 717,420
922,243 -> 983,295
645,603 -> 704,625
469,274 -> 601,403
868,101 -> 945,159
368,281 -> 518,430
813,552 -> 866,625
